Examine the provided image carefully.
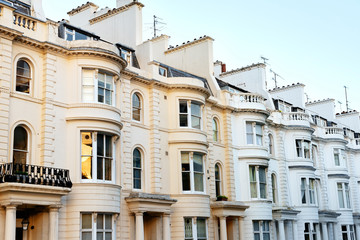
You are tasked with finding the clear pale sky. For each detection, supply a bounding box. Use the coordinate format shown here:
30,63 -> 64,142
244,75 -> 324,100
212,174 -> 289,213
43,0 -> 360,113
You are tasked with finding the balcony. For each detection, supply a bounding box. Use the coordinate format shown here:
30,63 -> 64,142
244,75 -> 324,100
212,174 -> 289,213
0,163 -> 72,188
324,127 -> 344,140
282,112 -> 310,127
226,92 -> 266,111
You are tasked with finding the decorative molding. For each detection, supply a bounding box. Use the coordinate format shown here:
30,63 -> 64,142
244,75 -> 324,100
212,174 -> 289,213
327,174 -> 350,179
164,36 -> 214,54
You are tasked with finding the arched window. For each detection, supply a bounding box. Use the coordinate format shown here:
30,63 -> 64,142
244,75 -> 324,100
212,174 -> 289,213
132,93 -> 142,121
16,59 -> 31,93
271,173 -> 278,203
212,118 -> 219,142
269,134 -> 274,155
133,148 -> 142,189
13,126 -> 28,165
215,163 -> 222,197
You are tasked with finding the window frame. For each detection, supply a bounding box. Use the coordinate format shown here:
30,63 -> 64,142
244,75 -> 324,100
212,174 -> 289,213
132,92 -> 142,122
268,134 -> 274,155
246,122 -> 263,146
82,69 -> 116,106
132,147 -> 143,190
181,152 -> 206,194
179,100 -> 203,130
80,131 -> 115,183
253,220 -> 270,240
212,118 -> 219,142
184,217 -> 208,240
214,163 -> 222,197
300,177 -> 317,205
337,182 -> 351,209
249,165 -> 267,200
15,58 -> 32,94
295,139 -> 311,159
159,66 -> 167,77
341,224 -> 355,240
304,222 -> 318,240
12,125 -> 29,165
271,173 -> 277,204
81,213 -> 114,240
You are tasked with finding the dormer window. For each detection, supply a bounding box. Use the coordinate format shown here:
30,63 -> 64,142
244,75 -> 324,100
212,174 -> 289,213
65,27 -> 89,41
159,66 -> 167,77
120,49 -> 131,65
13,1 -> 30,15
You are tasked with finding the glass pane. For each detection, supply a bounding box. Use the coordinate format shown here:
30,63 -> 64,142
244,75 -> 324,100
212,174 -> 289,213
246,123 -> 253,134
133,149 -> 141,168
133,94 -> 140,108
184,218 -> 193,238
106,135 -> 112,157
97,232 -> 104,240
98,88 -> 104,103
181,153 -> 190,170
180,114 -> 188,127
197,218 -> 206,238
105,90 -> 111,105
83,86 -> 94,101
182,172 -> 190,191
82,232 -> 92,240
82,214 -> 92,229
260,183 -> 266,198
97,157 -> 103,180
97,134 -> 104,156
82,132 -> 93,155
193,154 -> 203,172
254,233 -> 260,240
191,103 -> 201,117
97,214 -> 104,229
259,167 -> 266,183
253,221 -> 259,231
194,173 -> 204,192
215,164 -> 220,180
247,134 -> 254,144
263,221 -> 269,231
14,126 -> 27,150
82,70 -> 94,85
133,109 -> 141,121
255,124 -> 262,135
105,215 -> 112,229
81,156 -> 92,179
263,233 -> 270,240
249,166 -> 256,181
256,135 -> 263,145
13,151 -> 27,165
179,101 -> 188,113
105,232 -> 112,240
105,159 -> 111,181
191,116 -> 201,129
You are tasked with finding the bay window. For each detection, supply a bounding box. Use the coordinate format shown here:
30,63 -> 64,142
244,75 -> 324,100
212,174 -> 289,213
82,69 -> 114,105
249,166 -> 267,199
81,213 -> 113,240
181,152 -> 205,193
246,122 -> 263,145
81,131 -> 114,182
184,217 -> 207,240
179,100 -> 202,129
337,182 -> 351,209
295,139 -> 311,158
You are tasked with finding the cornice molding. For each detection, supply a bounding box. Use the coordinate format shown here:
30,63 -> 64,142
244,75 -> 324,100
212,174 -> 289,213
164,36 -> 214,54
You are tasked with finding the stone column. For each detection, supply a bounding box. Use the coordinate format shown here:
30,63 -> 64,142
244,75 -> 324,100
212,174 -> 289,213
49,206 -> 61,240
162,214 -> 171,240
219,216 -> 227,240
278,220 -> 285,240
292,221 -> 298,240
135,212 -> 144,240
238,217 -> 244,240
355,224 -> 360,240
4,205 -> 17,240
322,223 -> 328,240
328,223 -> 334,240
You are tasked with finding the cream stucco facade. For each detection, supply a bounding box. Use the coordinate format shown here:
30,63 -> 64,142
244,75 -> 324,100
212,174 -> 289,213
0,1 -> 360,240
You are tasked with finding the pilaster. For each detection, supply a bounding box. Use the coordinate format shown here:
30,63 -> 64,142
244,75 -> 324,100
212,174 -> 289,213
0,38 -> 12,163
149,86 -> 161,193
276,130 -> 289,206
317,143 -> 329,209
40,52 -> 57,165
223,110 -> 235,200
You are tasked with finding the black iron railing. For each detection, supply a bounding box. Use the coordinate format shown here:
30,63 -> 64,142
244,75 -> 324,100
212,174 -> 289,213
0,163 -> 72,188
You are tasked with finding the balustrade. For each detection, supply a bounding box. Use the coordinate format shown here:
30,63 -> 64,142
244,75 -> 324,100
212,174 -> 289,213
13,13 -> 36,31
284,112 -> 310,121
325,127 -> 343,135
0,163 -> 72,188
238,93 -> 265,103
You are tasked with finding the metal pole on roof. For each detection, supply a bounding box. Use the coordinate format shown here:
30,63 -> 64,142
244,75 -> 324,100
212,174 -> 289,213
344,86 -> 349,112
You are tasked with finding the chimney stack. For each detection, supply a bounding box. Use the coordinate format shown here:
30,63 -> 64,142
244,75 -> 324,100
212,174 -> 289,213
221,63 -> 226,73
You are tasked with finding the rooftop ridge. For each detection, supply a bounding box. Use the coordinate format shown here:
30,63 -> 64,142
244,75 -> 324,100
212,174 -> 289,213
89,2 -> 144,25
164,35 -> 214,54
305,98 -> 334,105
219,63 -> 265,77
336,110 -> 358,116
269,82 -> 305,92
67,2 -> 98,16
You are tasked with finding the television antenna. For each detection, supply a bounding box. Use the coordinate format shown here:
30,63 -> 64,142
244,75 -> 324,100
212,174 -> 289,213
153,15 -> 166,38
260,56 -> 269,65
305,93 -> 310,102
338,101 -> 343,112
269,69 -> 284,88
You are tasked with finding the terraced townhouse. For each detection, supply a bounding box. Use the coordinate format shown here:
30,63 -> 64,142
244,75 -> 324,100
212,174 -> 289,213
0,0 -> 359,240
